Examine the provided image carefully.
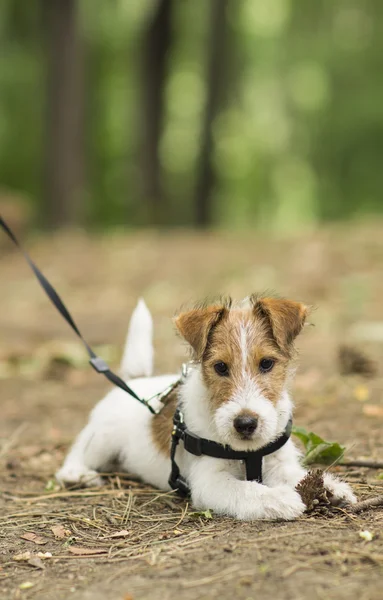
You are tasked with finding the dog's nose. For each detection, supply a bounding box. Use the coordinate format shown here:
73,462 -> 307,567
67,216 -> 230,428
233,415 -> 258,437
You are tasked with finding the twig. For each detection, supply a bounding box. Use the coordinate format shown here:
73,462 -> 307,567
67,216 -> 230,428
349,495 -> 383,513
174,501 -> 189,528
340,460 -> 383,469
122,489 -> 134,523
10,489 -> 127,503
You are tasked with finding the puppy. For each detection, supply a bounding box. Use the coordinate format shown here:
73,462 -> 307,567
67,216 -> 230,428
56,296 -> 356,520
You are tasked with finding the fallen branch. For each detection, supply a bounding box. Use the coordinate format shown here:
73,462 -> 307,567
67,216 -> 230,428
341,459 -> 383,469
349,495 -> 383,513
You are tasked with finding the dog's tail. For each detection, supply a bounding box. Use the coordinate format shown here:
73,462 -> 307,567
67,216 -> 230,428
120,298 -> 154,379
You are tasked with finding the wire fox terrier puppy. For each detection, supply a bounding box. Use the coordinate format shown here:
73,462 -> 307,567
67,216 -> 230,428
56,296 -> 356,520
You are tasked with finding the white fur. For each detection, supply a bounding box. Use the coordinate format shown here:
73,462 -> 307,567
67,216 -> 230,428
120,298 -> 153,378
214,380 -> 281,450
239,321 -> 249,375
56,300 -> 356,519
56,373 -> 179,489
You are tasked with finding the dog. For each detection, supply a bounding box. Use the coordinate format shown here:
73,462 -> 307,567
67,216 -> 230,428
56,296 -> 356,520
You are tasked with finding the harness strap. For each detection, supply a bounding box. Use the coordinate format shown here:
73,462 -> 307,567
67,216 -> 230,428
0,215 -> 155,414
169,424 -> 189,497
169,408 -> 292,495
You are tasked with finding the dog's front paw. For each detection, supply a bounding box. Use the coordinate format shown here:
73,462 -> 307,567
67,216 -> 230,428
323,473 -> 357,506
56,464 -> 104,488
265,486 -> 306,520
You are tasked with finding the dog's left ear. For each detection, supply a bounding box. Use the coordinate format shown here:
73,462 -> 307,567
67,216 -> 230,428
253,297 -> 308,354
174,305 -> 226,358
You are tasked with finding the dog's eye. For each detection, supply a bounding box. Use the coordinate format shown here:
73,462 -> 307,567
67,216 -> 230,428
259,358 -> 275,373
214,362 -> 229,377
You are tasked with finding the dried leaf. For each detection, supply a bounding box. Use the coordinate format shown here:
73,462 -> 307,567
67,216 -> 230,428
37,552 -> 52,560
363,404 -> 383,417
28,556 -> 45,570
101,529 -> 130,540
20,532 -> 48,545
13,551 -> 32,562
68,546 -> 106,556
19,582 -> 35,590
51,525 -> 71,539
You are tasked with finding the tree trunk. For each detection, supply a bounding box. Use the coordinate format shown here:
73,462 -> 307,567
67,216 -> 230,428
194,0 -> 228,228
42,0 -> 84,229
140,0 -> 173,225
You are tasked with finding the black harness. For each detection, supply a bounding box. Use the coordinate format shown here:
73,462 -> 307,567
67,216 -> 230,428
169,406 -> 292,496
1,216 -> 293,496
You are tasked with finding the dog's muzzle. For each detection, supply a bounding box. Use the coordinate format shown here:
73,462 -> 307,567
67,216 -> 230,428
233,415 -> 258,439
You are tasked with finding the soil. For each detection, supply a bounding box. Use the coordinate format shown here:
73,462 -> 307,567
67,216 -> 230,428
0,224 -> 382,600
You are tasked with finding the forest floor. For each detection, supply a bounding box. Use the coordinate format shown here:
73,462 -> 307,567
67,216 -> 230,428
0,223 -> 382,600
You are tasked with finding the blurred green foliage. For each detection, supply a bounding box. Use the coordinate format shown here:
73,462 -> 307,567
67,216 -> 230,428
0,0 -> 383,229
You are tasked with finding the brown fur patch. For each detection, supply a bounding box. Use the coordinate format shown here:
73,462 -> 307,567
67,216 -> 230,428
252,296 -> 307,356
201,308 -> 289,409
174,305 -> 227,358
151,390 -> 178,456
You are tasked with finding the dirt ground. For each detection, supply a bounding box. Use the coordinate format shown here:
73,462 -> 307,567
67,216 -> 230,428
0,224 -> 382,600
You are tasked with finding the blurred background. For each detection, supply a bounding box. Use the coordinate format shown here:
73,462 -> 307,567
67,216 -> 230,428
0,0 -> 382,384
0,6 -> 383,571
1,0 -> 383,232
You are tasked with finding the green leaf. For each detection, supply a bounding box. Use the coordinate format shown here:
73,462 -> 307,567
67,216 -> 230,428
304,442 -> 345,465
189,509 -> 213,520
292,426 -> 345,465
377,473 -> 383,480
45,479 -> 59,492
291,426 -> 310,447
305,432 -> 326,452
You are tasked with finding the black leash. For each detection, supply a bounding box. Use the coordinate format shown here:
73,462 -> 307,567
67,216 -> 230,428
0,215 -> 156,414
169,407 -> 293,496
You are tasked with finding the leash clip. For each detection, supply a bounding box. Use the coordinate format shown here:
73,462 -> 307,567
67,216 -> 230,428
145,377 -> 182,415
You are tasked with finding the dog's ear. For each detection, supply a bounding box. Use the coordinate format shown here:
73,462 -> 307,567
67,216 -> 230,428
253,297 -> 308,354
174,305 -> 226,358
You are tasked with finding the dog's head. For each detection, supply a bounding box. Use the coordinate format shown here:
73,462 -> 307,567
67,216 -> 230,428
175,296 -> 308,449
